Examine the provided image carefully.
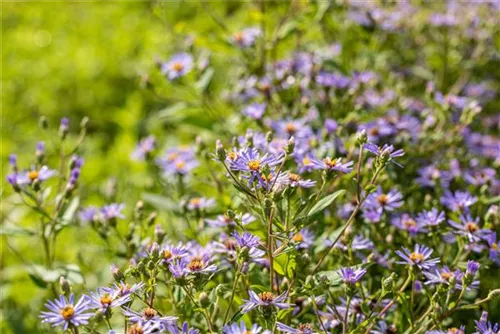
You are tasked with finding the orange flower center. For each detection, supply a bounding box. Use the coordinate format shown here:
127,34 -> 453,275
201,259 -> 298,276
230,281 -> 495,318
234,32 -> 244,42
60,305 -> 75,320
188,259 -> 203,271
292,233 -> 304,242
142,307 -> 157,320
377,194 -> 388,206
403,219 -> 416,228
163,250 -> 172,260
228,151 -> 237,161
190,198 -> 201,207
465,222 -> 478,232
323,158 -> 339,168
175,161 -> 185,169
128,323 -> 144,334
288,173 -> 301,182
171,62 -> 184,72
440,272 -> 454,280
258,291 -> 275,302
28,170 -> 39,181
492,243 -> 498,250
298,323 -> 313,331
285,123 -> 297,134
409,252 -> 424,263
100,294 -> 113,305
247,160 -> 260,171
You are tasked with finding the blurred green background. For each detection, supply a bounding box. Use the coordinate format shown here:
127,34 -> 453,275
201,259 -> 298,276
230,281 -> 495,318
1,1 -> 499,333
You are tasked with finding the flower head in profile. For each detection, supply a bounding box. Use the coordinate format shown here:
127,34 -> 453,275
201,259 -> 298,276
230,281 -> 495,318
279,172 -> 316,189
416,208 -> 445,227
101,203 -> 125,220
395,244 -> 440,270
338,267 -> 367,285
186,197 -> 215,211
277,322 -> 316,333
156,147 -> 198,177
448,214 -> 488,243
161,53 -> 193,80
206,213 -> 255,228
123,307 -> 177,331
78,206 -> 98,224
111,281 -> 145,298
170,321 -> 200,334
131,135 -> 156,161
40,294 -> 93,331
241,290 -> 291,313
423,267 -> 465,290
487,232 -> 500,264
223,321 -> 264,334
311,157 -> 353,173
364,143 -> 404,167
231,27 -> 261,48
474,311 -> 499,334
441,190 -> 477,212
291,228 -> 314,249
392,213 -> 426,235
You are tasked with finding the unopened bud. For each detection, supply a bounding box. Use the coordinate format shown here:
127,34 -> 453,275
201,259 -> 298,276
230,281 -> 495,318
59,117 -> 69,139
356,129 -> 367,146
285,136 -> 295,155
80,116 -> 89,130
110,264 -> 125,282
146,212 -> 157,226
199,292 -> 210,308
155,224 -> 166,244
215,140 -> 226,161
59,276 -> 71,296
265,131 -> 273,144
39,115 -> 49,129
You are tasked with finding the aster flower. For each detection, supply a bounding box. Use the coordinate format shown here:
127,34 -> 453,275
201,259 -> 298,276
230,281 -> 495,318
18,166 -> 56,185
441,190 -> 477,212
40,294 -> 93,331
231,27 -> 261,48
206,213 -> 255,228
186,197 -> 215,211
78,206 -> 98,224
123,307 -> 177,330
296,154 -> 321,173
416,208 -> 445,227
486,232 -> 500,264
316,71 -> 350,88
364,187 -> 403,212
311,156 -> 353,173
474,311 -> 499,334
131,135 -> 156,161
111,281 -> 145,298
363,143 -> 404,167
416,165 -> 453,188
333,235 -> 374,252
448,214 -> 488,243
241,290 -> 291,313
271,119 -> 312,139
242,103 -> 266,120
160,242 -> 188,264
423,267 -> 464,290
279,172 -> 316,188
156,147 -> 198,177
170,253 -> 217,277
318,306 -> 342,329
86,287 -> 131,313
101,203 -> 125,220
230,147 -> 283,188
392,213 -> 426,235
291,228 -> 314,249
170,321 -> 200,334
125,322 -> 159,334
372,321 -> 398,334
223,321 -> 264,334
464,168 -> 496,186
396,244 -> 440,270
338,267 -> 367,285
277,322 -> 317,333
161,53 -> 193,80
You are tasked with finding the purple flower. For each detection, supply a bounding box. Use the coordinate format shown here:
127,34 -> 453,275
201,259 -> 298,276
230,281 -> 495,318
169,253 -> 217,277
186,197 -> 215,211
231,27 -> 261,48
338,267 -> 367,284
415,165 -> 453,188
364,187 -> 403,212
474,311 -> 499,334
392,213 -> 426,235
291,228 -> 314,249
161,53 -> 193,80
363,143 -> 404,167
466,260 -> 480,276
223,321 -> 264,334
206,213 -> 255,228
316,71 -> 350,88
416,208 -> 445,227
78,206 -> 98,224
441,190 -> 477,212
36,141 -> 45,157
86,288 -> 131,313
132,135 -> 156,161
242,103 -> 266,120
296,155 -> 321,173
486,233 -> 500,264
123,307 -> 177,330
124,322 -> 159,334
8,154 -> 17,168
395,244 -> 440,270
111,281 -> 145,298
423,267 -> 464,290
230,147 -> 283,188
271,119 -> 313,139
160,242 -> 188,264
40,294 -> 93,331
311,156 -> 353,173
276,322 -> 316,333
278,172 -> 316,188
241,290 -> 291,313
448,214 -> 488,243
232,231 -> 261,248
171,321 -> 201,334
101,203 -> 125,220
156,147 -> 198,177
464,168 -> 496,186
18,166 -> 56,185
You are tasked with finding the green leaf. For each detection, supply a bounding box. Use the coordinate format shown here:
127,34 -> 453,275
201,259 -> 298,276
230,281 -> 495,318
307,189 -> 345,217
195,68 -> 214,93
0,224 -> 36,237
61,196 -> 80,224
142,193 -> 176,211
274,253 -> 296,278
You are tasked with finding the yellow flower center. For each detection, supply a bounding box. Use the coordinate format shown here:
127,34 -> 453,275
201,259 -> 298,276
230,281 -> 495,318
258,291 -> 275,302
167,152 -> 178,161
60,305 -> 75,320
247,160 -> 261,171
228,151 -> 237,161
188,259 -> 203,271
465,222 -> 478,232
285,123 -> 297,134
492,243 -> 498,250
323,157 -> 339,168
302,157 -> 311,166
128,323 -> 144,334
190,198 -> 201,207
28,170 -> 39,181
409,252 -> 424,263
171,62 -> 184,72
403,219 -> 416,228
234,31 -> 244,42
292,233 -> 304,242
288,173 -> 301,182
100,294 -> 113,306
175,161 -> 185,169
440,272 -> 454,281
261,173 -> 273,183
298,323 -> 313,331
163,250 -> 172,260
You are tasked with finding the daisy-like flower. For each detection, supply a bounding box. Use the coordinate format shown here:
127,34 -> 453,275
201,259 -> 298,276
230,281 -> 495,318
186,197 -> 215,211
464,168 -> 496,186
18,166 -> 56,185
333,235 -> 374,252
338,267 -> 367,285
223,321 -> 264,334
86,287 -> 131,313
441,190 -> 477,212
271,119 -> 312,139
169,253 -> 217,277
156,147 -> 198,177
125,322 -> 159,334
231,27 -> 261,48
40,294 -> 93,331
160,242 -> 188,264
161,53 -> 193,80
486,232 -> 500,264
241,290 -> 291,313
206,213 -> 255,228
101,203 -> 125,220
474,311 -> 499,334
311,156 -> 354,173
277,322 -> 317,333
111,281 -> 145,298
170,321 -> 200,334
415,165 -> 453,188
363,143 -> 404,167
230,147 -> 283,188
78,206 -> 98,224
280,171 -> 317,188
242,102 -> 266,120
364,187 -> 403,212
123,307 -> 177,331
448,214 -> 488,243
395,244 -> 440,270
131,135 -> 156,161
231,231 -> 266,259
296,154 -> 321,173
392,213 -> 426,236
423,267 -> 464,290
291,228 -> 314,249
416,208 -> 445,227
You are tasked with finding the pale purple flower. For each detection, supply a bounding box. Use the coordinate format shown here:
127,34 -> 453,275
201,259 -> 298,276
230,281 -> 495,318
363,143 -> 404,167
206,213 -> 255,228
392,213 -> 426,235
242,103 -> 266,120
416,165 -> 453,188
161,53 -> 193,80
311,156 -> 353,173
223,321 -> 264,334
132,135 -> 156,161
338,267 -> 367,284
171,321 -> 201,334
40,294 -> 93,331
423,267 -> 464,290
17,166 -> 56,185
78,206 -> 98,224
186,197 -> 215,211
230,147 -> 283,188
123,307 -> 177,330
241,290 -> 291,313
486,233 -> 500,264
441,190 -> 477,212
101,203 -> 125,220
474,311 -> 499,334
448,214 -> 488,243
364,187 -> 403,212
416,208 -> 445,227
156,147 -> 198,177
396,244 -> 440,270
277,322 -> 316,333
291,228 -> 314,249
86,288 -> 131,313
231,27 -> 261,48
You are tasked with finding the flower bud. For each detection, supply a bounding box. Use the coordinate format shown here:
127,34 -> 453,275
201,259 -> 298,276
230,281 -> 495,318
215,140 -> 226,161
285,136 -> 295,155
356,129 -> 367,146
39,115 -> 49,129
196,136 -> 206,154
59,117 -> 69,139
199,292 -> 210,308
59,276 -> 71,296
36,141 -> 45,162
149,242 -> 160,259
146,212 -> 157,226
110,264 -> 125,282
155,224 -> 166,244
266,131 -> 273,144
80,116 -> 89,130
382,273 -> 396,292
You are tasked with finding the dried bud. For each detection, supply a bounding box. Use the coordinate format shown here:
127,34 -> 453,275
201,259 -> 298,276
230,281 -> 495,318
59,276 -> 71,296
146,212 -> 157,226
215,140 -> 226,161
